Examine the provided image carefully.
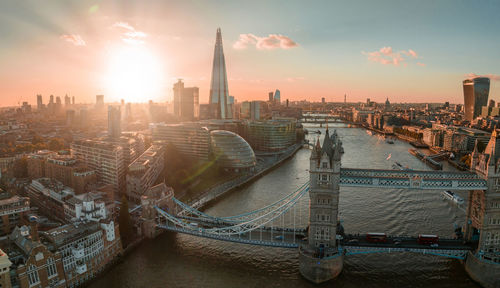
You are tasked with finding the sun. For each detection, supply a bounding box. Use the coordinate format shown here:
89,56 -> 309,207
104,45 -> 164,103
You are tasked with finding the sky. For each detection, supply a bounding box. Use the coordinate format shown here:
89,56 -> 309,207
0,0 -> 499,107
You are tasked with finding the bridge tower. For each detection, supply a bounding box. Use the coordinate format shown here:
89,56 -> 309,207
466,131 -> 500,288
299,128 -> 344,284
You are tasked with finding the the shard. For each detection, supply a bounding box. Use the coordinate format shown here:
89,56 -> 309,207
209,28 -> 230,119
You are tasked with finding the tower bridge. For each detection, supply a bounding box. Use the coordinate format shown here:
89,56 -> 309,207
144,128 -> 500,288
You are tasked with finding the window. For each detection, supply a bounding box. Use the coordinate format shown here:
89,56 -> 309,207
321,174 -> 327,181
27,265 -> 40,286
322,162 -> 328,168
47,257 -> 57,278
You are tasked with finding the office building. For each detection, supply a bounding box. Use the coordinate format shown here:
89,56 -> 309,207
27,178 -> 74,221
64,95 -> 70,106
42,220 -> 122,287
45,155 -> 96,195
66,110 -> 75,126
274,89 -> 281,104
0,192 -> 30,236
268,92 -> 274,102
150,123 -> 210,161
463,77 -> 490,121
36,94 -> 43,110
209,28 -> 230,119
108,106 -> 122,139
27,150 -> 57,179
173,80 -> 199,120
244,119 -> 297,152
126,145 -> 165,203
95,95 -> 104,109
71,140 -> 126,195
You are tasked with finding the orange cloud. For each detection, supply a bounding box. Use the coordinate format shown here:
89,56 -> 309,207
362,47 -> 420,66
60,34 -> 86,46
234,34 -> 298,50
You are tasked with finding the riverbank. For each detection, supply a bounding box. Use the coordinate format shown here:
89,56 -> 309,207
190,142 -> 304,210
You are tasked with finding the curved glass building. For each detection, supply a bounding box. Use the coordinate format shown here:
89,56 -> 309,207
463,77 -> 490,121
210,130 -> 256,171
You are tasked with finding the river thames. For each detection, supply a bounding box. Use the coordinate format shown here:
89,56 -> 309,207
89,124 -> 480,288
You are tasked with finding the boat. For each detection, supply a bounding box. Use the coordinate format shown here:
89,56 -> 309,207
442,190 -> 464,205
392,162 -> 412,171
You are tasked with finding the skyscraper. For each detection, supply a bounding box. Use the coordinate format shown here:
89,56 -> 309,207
274,89 -> 281,104
108,106 -> 121,138
173,79 -> 199,120
96,95 -> 104,109
209,28 -> 230,119
37,94 -> 43,110
463,77 -> 490,121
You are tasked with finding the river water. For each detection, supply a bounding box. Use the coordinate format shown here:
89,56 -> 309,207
89,124 -> 480,288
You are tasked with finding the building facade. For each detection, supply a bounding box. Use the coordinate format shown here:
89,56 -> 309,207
463,77 -> 490,121
244,119 -> 297,152
71,140 -> 126,195
173,80 -> 199,120
150,123 -> 210,161
0,193 -> 29,236
126,145 -> 165,203
209,28 -> 230,119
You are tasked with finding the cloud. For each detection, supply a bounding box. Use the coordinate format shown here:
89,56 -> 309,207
111,22 -> 147,45
417,62 -> 426,67
362,46 -> 420,66
234,33 -> 298,50
60,34 -> 86,46
287,77 -> 305,82
111,22 -> 135,31
466,73 -> 500,81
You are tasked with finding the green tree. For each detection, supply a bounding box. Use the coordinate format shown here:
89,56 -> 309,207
118,195 -> 134,247
48,138 -> 64,151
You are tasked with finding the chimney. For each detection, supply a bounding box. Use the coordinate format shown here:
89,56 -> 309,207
29,216 -> 39,242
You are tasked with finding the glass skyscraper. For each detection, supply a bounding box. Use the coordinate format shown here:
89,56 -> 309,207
209,28 -> 230,119
463,77 -> 490,121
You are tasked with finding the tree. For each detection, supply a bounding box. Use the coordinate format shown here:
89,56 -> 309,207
48,138 -> 64,151
118,195 -> 134,247
13,157 -> 28,178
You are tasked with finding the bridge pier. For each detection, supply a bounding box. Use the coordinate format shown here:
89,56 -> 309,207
299,248 -> 343,284
465,252 -> 500,288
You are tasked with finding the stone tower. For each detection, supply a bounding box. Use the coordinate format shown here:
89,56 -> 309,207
299,128 -> 344,284
466,130 -> 500,288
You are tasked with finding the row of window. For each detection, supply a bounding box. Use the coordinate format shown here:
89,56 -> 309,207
315,214 -> 331,222
314,227 -> 330,240
27,257 -> 58,286
488,218 -> 500,225
484,232 -> 500,245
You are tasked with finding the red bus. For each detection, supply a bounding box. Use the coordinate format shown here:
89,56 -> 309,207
366,232 -> 387,243
418,234 -> 439,245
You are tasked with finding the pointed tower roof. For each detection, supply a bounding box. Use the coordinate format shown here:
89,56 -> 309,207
209,28 -> 230,119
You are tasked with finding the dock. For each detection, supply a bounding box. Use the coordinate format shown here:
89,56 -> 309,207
408,148 -> 443,170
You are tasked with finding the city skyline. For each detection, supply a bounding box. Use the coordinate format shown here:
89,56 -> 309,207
0,1 -> 500,107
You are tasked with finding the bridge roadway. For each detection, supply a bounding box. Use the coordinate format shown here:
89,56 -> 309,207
160,216 -> 474,258
339,168 -> 487,190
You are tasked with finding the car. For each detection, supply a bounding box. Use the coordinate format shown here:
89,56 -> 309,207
189,222 -> 198,227
430,243 -> 439,248
393,238 -> 402,245
347,239 -> 359,245
274,235 -> 284,240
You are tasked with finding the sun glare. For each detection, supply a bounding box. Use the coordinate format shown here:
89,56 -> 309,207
104,45 -> 164,103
